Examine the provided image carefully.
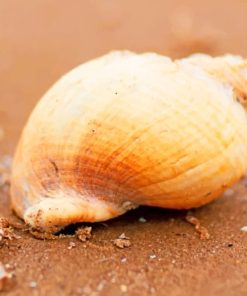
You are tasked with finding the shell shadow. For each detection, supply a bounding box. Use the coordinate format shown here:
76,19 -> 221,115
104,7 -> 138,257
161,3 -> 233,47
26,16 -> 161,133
58,205 -> 203,236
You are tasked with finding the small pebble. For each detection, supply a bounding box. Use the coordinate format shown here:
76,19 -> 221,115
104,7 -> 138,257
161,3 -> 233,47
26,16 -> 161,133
120,284 -> 128,293
5,264 -> 11,269
113,233 -> 131,248
138,217 -> 147,223
113,239 -> 131,249
29,281 -> 37,288
185,214 -> 210,240
121,257 -> 127,263
119,233 -> 129,240
68,242 -> 76,249
240,226 -> 247,232
149,254 -> 156,260
76,226 -> 92,242
96,280 -> 105,291
150,287 -> 156,294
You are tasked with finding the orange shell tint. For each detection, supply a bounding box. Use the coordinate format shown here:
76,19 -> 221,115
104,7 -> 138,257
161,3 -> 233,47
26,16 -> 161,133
10,51 -> 247,232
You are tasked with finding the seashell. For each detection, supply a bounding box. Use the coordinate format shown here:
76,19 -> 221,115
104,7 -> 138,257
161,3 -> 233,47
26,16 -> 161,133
10,51 -> 247,232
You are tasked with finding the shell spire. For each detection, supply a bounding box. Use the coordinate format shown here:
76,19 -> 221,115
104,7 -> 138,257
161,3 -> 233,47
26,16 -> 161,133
181,54 -> 247,107
10,51 -> 247,232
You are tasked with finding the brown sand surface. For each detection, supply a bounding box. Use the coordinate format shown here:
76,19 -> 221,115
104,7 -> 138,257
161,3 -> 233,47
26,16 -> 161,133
1,0 -> 247,295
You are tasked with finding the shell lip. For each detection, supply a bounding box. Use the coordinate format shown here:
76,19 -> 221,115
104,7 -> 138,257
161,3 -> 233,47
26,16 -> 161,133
23,194 -> 138,233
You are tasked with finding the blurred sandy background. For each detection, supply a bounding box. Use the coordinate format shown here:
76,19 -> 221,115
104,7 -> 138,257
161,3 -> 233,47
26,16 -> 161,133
1,1 -> 247,295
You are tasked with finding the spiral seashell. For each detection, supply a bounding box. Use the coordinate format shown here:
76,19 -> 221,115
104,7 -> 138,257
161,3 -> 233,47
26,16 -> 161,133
10,51 -> 247,232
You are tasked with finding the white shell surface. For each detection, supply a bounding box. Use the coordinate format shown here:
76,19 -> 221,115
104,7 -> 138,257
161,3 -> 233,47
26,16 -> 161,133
11,51 -> 247,231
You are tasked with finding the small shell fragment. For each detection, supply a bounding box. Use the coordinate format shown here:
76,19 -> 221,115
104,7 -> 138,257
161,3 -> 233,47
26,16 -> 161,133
240,226 -> 247,232
149,254 -> 157,260
138,217 -> 147,223
29,281 -> 37,289
185,215 -> 210,240
118,233 -> 129,240
68,242 -> 76,249
113,233 -> 131,249
76,226 -> 92,242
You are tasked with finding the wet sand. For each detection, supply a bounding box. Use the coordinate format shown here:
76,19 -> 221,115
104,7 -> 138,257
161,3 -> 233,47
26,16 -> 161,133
1,0 -> 247,295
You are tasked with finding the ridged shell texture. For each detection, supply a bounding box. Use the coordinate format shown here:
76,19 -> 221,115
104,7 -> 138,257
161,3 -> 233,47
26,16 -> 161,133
11,51 -> 247,232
